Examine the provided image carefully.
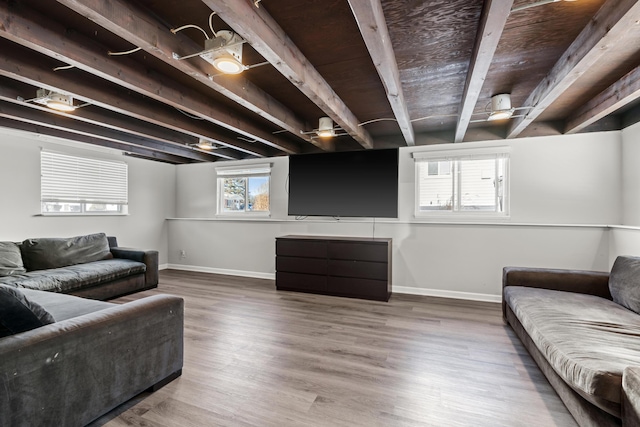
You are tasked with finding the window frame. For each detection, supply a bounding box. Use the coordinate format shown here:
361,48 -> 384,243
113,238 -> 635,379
215,163 -> 272,217
413,147 -> 510,219
40,150 -> 128,216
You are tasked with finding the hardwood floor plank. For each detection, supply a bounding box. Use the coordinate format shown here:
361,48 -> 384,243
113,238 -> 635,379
88,270 -> 577,427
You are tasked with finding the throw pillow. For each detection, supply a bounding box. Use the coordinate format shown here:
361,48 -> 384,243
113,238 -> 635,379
0,284 -> 55,338
20,232 -> 113,271
609,256 -> 640,314
0,242 -> 26,277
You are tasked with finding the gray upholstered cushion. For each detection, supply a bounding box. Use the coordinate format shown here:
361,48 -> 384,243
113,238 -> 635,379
20,288 -> 114,321
20,233 -> 113,271
0,242 -> 26,277
609,256 -> 640,314
0,284 -> 55,337
504,286 -> 640,408
0,259 -> 146,293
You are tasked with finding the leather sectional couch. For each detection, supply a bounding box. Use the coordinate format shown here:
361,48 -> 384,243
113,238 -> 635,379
503,256 -> 640,426
0,233 -> 183,426
0,233 -> 158,300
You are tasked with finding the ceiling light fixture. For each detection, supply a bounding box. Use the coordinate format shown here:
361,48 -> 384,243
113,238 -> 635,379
171,15 -> 249,75
316,117 -> 336,138
487,94 -> 515,121
191,138 -> 219,150
511,0 -> 578,14
300,117 -> 347,139
33,89 -> 77,112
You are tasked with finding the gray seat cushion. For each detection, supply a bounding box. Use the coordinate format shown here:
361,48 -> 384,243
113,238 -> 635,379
504,286 -> 640,411
0,259 -> 146,293
20,288 -> 115,321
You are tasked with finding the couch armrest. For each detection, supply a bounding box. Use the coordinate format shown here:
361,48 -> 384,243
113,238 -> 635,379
623,367 -> 640,426
111,247 -> 159,287
502,267 -> 611,318
0,294 -> 183,427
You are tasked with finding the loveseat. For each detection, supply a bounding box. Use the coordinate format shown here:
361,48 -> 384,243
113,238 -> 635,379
0,233 -> 158,300
503,256 -> 640,426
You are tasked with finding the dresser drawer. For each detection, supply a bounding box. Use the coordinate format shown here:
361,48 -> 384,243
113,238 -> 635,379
276,239 -> 327,258
327,276 -> 389,301
328,241 -> 388,262
276,272 -> 327,292
276,256 -> 327,275
328,259 -> 388,280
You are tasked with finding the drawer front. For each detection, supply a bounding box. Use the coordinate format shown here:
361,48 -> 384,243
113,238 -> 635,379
327,276 -> 389,301
276,256 -> 327,275
277,272 -> 327,292
276,239 -> 327,258
328,259 -> 388,280
328,242 -> 388,262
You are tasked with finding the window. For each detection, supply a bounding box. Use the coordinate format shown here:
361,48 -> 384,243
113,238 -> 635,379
414,148 -> 509,217
41,151 -> 128,215
216,164 -> 271,215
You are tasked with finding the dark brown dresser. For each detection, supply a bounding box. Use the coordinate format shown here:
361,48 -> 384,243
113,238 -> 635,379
275,235 -> 392,301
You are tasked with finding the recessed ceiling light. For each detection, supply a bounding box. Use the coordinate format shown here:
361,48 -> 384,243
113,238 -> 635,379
487,94 -> 515,121
212,54 -> 245,75
316,117 -> 336,138
33,89 -> 76,112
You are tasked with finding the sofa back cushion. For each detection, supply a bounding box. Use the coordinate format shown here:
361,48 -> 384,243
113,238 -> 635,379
0,242 -> 26,277
20,233 -> 113,271
609,256 -> 640,314
0,284 -> 55,337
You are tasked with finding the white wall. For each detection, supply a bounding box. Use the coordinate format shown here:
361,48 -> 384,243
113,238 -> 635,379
608,121 -> 640,265
622,121 -> 640,226
168,131 -> 621,301
0,128 -> 176,264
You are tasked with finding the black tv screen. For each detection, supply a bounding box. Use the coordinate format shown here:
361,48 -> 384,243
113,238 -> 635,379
288,148 -> 399,218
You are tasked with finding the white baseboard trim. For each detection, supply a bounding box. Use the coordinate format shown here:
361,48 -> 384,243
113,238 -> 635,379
393,286 -> 501,303
164,265 -> 500,302
167,264 -> 275,280
159,263 -> 169,270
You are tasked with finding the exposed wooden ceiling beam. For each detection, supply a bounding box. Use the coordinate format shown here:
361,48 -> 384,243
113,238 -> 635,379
54,0 -> 333,151
565,64 -> 640,134
507,0 -> 640,138
0,2 -> 300,154
202,0 -> 374,149
0,42 -> 271,159
347,0 -> 414,146
0,90 -> 225,162
454,0 -> 513,143
0,105 -> 197,164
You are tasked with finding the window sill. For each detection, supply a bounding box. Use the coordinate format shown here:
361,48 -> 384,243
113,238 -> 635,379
36,213 -> 129,217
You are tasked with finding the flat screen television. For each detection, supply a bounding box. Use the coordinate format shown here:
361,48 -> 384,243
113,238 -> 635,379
288,148 -> 399,218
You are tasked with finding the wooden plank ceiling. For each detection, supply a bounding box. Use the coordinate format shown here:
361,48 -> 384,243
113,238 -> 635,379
0,0 -> 638,163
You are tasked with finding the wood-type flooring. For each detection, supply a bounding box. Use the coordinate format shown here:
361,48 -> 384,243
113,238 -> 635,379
88,269 -> 577,427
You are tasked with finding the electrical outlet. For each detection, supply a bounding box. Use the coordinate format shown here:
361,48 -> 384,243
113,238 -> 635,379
179,249 -> 187,259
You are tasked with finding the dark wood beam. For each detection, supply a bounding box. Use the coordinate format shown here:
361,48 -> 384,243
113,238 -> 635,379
0,1 -> 300,154
0,117 -> 192,164
455,0 -> 513,143
202,0 -> 374,149
566,64 -> 640,134
54,0 -> 332,151
347,0 -> 414,146
0,42 -> 271,159
0,90 -> 224,162
0,100 -> 210,163
507,0 -> 640,138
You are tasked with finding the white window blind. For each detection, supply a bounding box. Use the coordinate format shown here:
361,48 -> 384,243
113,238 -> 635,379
41,151 -> 128,205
